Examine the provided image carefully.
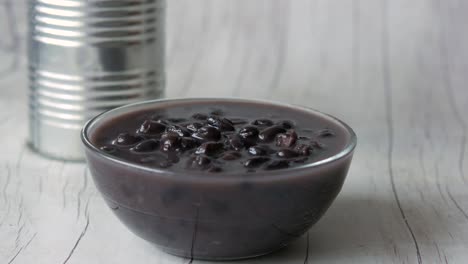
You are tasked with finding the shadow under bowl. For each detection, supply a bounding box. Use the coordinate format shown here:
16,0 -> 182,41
81,98 -> 357,260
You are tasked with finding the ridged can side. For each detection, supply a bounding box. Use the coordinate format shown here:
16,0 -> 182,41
28,0 -> 166,160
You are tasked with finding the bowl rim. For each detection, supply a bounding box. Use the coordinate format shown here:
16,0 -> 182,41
81,97 -> 357,182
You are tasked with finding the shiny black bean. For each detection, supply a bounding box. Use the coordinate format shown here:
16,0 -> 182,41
228,135 -> 245,150
131,139 -> 159,152
192,126 -> 221,141
136,120 -> 167,135
166,125 -> 191,137
248,146 -> 271,156
276,149 -> 299,158
294,144 -> 312,156
207,116 -> 235,131
160,132 -> 181,151
275,130 -> 298,147
113,133 -> 143,146
184,122 -> 203,132
100,145 -> 116,153
180,137 -> 199,150
221,151 -> 242,160
195,142 -> 224,156
243,157 -> 270,168
239,126 -> 259,139
191,155 -> 212,168
258,126 -> 286,142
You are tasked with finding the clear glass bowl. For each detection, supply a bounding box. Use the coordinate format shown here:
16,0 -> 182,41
81,98 -> 357,260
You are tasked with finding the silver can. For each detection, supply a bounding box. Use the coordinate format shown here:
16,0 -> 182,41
28,0 -> 166,161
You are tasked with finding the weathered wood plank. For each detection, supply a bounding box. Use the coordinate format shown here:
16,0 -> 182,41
1,0 -> 468,263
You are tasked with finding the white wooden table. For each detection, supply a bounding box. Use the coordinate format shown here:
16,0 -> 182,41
1,0 -> 468,263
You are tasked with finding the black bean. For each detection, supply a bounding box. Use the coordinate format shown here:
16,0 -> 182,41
276,130 -> 298,147
166,124 -> 191,137
252,119 -> 274,127
239,126 -> 259,139
192,113 -> 208,120
160,132 -> 181,151
248,146 -> 271,156
131,139 -> 159,152
228,135 -> 245,150
277,120 -> 294,129
113,133 -> 142,146
195,142 -> 224,156
258,126 -> 287,142
191,155 -> 211,168
208,166 -> 223,173
192,126 -> 221,141
243,157 -> 270,168
136,120 -> 166,135
100,145 -> 116,153
161,131 -> 180,139
276,149 -> 299,158
264,160 -> 290,170
294,144 -> 312,156
184,122 -> 203,132
221,151 -> 242,160
207,116 -> 235,131
180,137 -> 199,150
311,140 -> 326,149
317,128 -> 335,137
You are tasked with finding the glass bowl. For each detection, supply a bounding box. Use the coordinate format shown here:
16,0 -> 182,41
81,98 -> 357,260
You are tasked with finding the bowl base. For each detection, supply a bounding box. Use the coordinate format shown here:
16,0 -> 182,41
159,243 -> 289,261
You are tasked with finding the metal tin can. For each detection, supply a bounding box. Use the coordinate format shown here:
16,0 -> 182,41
28,0 -> 165,161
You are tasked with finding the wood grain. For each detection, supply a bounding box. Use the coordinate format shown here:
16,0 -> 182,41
1,0 -> 468,263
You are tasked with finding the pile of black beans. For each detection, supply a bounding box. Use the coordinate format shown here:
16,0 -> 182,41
99,110 -> 334,173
